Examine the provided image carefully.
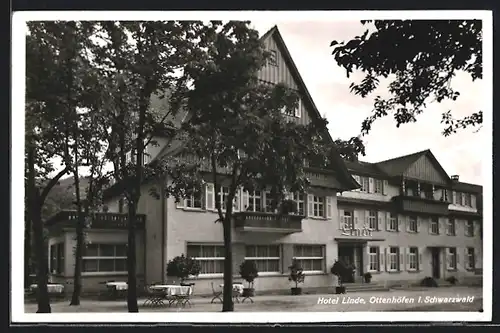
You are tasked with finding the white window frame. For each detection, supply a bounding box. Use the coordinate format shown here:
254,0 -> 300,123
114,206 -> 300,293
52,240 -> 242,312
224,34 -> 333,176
343,211 -> 354,230
388,247 -> 399,272
465,221 -> 474,237
408,247 -> 418,271
187,244 -> 225,277
466,247 -> 475,270
245,245 -> 281,275
289,192 -> 305,216
447,218 -> 456,236
389,213 -> 398,231
430,217 -> 439,235
447,247 -> 457,270
292,245 -> 325,273
311,195 -> 325,218
82,243 -> 127,275
185,191 -> 203,210
368,210 -> 377,230
247,190 -> 263,212
409,216 -> 418,232
368,247 -> 379,272
374,179 -> 383,194
360,176 -> 370,193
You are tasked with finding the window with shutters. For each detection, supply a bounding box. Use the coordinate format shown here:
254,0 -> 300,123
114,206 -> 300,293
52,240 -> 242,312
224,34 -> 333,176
374,179 -> 383,194
465,221 -> 474,236
408,247 -> 418,270
293,245 -> 325,272
453,191 -> 461,205
388,247 -> 399,271
311,195 -> 325,218
368,210 -> 377,230
343,211 -> 354,229
466,248 -> 475,270
447,218 -> 456,236
359,176 -> 370,193
430,217 -> 439,235
83,244 -> 127,273
408,216 -> 418,232
388,213 -> 398,231
245,245 -> 281,273
447,247 -> 457,270
369,247 -> 379,271
187,244 -> 225,275
289,192 -> 305,216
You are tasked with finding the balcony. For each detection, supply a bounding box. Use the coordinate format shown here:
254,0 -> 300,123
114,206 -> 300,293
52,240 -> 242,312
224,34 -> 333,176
392,195 -> 449,215
233,211 -> 303,233
46,211 -> 146,230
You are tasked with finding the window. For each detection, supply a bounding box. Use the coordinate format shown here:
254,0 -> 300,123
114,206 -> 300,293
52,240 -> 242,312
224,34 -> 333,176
268,50 -> 278,66
293,245 -> 325,272
369,247 -> 379,271
83,244 -> 127,273
374,179 -> 383,194
454,191 -> 461,205
389,213 -> 398,231
311,196 -> 325,218
49,243 -> 64,275
368,210 -> 378,230
466,248 -> 475,270
264,190 -> 275,213
408,216 -> 418,232
447,247 -> 457,270
216,186 -> 230,211
187,244 -> 225,275
408,247 -> 419,270
430,217 -> 439,235
185,191 -> 203,209
360,176 -> 369,192
388,247 -> 399,271
290,192 -> 305,216
247,191 -> 262,212
464,193 -> 471,207
343,211 -> 354,230
245,245 -> 281,273
465,221 -> 474,236
447,218 -> 456,236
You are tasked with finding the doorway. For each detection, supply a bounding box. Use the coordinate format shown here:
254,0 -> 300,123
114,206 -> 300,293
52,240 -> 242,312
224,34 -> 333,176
431,247 -> 440,279
338,244 -> 363,283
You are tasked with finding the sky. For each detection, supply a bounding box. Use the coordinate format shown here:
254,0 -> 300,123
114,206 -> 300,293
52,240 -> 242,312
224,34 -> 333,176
250,20 -> 485,185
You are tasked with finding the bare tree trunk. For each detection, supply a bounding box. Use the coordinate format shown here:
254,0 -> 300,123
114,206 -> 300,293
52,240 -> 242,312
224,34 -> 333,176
28,148 -> 51,313
24,212 -> 32,289
127,201 -> 139,312
222,214 -> 234,312
70,166 -> 84,305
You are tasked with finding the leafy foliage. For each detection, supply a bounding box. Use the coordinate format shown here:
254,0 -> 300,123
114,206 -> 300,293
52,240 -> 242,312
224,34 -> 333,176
333,137 -> 366,161
239,260 -> 259,287
166,254 -> 201,281
331,20 -> 483,137
288,259 -> 305,288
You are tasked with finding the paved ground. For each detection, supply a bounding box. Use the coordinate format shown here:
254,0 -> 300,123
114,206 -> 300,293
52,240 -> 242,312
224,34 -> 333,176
25,286 -> 482,313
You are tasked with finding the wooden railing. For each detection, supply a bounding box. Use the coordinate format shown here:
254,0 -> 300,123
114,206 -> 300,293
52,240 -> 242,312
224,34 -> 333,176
46,211 -> 146,230
392,195 -> 449,215
233,211 -> 303,232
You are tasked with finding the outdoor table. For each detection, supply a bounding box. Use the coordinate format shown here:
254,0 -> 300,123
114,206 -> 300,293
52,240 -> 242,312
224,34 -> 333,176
106,281 -> 127,299
145,285 -> 192,307
29,284 -> 65,298
219,283 -> 244,303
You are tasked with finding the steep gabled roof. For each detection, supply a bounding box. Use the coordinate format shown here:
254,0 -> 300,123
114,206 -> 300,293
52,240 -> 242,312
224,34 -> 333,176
343,160 -> 387,178
374,149 -> 451,182
261,26 -> 359,190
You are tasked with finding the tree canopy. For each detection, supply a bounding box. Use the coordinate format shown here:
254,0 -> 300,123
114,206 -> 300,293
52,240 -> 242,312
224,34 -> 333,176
331,20 -> 483,138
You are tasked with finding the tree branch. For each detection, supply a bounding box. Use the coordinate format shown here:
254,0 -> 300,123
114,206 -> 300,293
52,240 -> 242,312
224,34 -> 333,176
39,167 -> 70,205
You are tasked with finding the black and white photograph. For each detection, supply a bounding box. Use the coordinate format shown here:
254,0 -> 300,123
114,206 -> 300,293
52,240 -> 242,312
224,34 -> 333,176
11,10 -> 492,323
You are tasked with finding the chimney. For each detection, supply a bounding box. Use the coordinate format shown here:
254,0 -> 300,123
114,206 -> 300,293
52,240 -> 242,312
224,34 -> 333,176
451,175 -> 459,182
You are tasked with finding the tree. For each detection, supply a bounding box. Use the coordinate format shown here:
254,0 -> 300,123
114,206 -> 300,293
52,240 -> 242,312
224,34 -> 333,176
91,21 -> 201,312
331,20 -> 483,137
333,137 -> 366,161
174,21 -> 331,311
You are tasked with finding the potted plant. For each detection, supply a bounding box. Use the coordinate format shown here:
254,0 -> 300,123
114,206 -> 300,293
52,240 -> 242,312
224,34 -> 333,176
239,260 -> 259,297
288,259 -> 305,295
363,272 -> 372,283
330,260 -> 347,294
166,254 -> 201,285
445,276 -> 458,285
281,199 -> 298,215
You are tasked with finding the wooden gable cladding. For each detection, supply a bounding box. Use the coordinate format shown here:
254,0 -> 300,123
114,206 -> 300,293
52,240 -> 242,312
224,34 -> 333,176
403,155 -> 448,185
257,30 -> 312,126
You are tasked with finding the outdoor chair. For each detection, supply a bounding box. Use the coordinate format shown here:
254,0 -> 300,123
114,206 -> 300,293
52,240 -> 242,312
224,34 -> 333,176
210,282 -> 223,304
143,283 -> 167,307
175,283 -> 195,308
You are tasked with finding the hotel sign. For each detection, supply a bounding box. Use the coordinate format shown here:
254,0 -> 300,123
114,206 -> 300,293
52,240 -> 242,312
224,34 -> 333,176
341,226 -> 374,237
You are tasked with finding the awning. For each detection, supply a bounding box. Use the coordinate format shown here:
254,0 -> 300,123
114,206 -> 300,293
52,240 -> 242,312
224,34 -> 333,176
334,237 -> 385,243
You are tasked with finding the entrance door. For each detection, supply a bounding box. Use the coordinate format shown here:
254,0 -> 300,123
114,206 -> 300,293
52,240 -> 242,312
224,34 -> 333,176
338,245 -> 356,283
431,248 -> 440,279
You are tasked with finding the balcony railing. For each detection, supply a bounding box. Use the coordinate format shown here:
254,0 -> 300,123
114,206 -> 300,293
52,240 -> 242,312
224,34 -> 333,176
233,211 -> 303,233
46,211 -> 146,230
392,195 -> 449,215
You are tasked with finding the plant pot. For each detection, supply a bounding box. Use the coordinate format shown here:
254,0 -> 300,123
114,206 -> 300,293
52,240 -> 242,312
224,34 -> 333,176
242,288 -> 255,297
364,277 -> 372,283
335,286 -> 346,294
291,287 -> 302,295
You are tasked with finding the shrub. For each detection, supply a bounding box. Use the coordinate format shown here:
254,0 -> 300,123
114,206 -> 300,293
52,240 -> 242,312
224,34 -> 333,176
166,254 -> 201,282
239,260 -> 259,288
420,276 -> 438,287
288,259 -> 305,288
330,260 -> 348,286
445,276 -> 458,285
